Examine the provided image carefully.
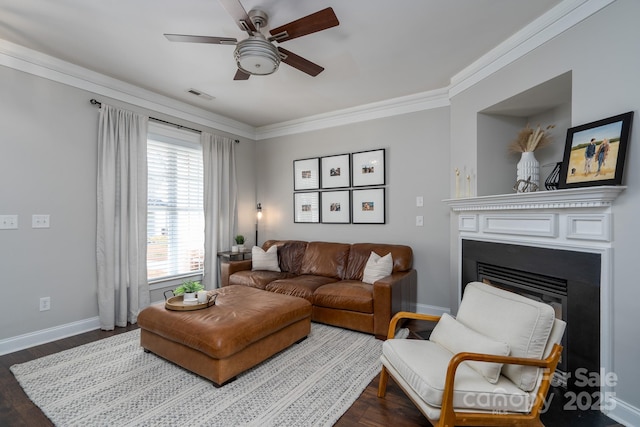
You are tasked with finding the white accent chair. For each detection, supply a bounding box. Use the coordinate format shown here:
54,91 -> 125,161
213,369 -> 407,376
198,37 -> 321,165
378,281 -> 565,427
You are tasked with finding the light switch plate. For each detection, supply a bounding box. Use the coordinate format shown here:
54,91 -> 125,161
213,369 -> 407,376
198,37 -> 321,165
32,214 -> 50,228
416,196 -> 424,207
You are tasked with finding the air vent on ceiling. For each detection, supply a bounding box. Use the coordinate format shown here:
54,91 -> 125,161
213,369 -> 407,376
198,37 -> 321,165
187,88 -> 214,100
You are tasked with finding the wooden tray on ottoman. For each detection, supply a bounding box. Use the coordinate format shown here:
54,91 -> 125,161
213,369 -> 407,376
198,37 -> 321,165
138,285 -> 312,386
164,293 -> 218,311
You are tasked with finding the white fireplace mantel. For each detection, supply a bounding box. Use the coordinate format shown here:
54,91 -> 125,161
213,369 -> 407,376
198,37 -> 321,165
443,186 -> 626,242
443,186 -> 626,212
445,186 -> 625,402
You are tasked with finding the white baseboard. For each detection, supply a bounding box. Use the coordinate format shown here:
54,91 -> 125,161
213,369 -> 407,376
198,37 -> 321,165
415,303 -> 450,316
608,397 -> 640,427
0,317 -> 101,356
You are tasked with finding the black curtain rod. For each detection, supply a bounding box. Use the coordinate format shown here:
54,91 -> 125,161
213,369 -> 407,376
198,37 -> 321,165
90,99 -> 239,143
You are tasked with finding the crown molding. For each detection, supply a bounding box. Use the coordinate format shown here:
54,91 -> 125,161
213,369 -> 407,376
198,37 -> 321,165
0,39 -> 256,139
449,0 -> 615,98
255,88 -> 450,140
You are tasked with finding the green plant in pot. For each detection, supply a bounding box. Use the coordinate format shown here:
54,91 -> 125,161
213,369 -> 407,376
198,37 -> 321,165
235,234 -> 245,251
173,280 -> 203,302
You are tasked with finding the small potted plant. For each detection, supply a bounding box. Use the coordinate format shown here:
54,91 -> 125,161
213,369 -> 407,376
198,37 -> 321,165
235,234 -> 245,252
173,280 -> 204,305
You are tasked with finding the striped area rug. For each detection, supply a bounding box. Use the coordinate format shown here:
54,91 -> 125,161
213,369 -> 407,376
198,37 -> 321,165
11,323 -> 382,426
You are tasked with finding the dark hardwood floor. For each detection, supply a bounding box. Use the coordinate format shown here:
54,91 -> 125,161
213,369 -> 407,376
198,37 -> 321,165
0,323 -> 624,427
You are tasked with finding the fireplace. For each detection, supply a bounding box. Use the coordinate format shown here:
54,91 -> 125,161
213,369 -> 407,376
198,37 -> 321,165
462,239 -> 600,389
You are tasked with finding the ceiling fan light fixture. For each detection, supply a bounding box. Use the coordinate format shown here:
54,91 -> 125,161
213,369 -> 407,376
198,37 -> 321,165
234,36 -> 280,76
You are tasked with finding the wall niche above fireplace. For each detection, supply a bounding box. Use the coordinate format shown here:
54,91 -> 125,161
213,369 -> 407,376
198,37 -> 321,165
477,71 -> 572,196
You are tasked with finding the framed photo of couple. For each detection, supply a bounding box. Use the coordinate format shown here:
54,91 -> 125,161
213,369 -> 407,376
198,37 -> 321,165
559,111 -> 633,189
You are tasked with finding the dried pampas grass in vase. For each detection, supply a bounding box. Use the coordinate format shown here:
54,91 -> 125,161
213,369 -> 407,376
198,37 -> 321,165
510,124 -> 556,153
511,124 -> 555,192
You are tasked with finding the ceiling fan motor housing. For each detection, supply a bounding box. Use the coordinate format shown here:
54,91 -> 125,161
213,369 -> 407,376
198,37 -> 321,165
234,35 -> 280,75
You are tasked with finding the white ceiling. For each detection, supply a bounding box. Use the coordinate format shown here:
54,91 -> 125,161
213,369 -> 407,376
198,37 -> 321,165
0,0 -> 565,129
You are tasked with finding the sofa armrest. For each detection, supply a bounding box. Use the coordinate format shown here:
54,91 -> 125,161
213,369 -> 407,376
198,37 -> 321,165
372,269 -> 417,339
220,260 -> 252,287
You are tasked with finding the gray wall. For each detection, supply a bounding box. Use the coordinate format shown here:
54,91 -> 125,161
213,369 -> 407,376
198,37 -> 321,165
256,109 -> 452,309
450,0 -> 640,414
0,64 -> 256,339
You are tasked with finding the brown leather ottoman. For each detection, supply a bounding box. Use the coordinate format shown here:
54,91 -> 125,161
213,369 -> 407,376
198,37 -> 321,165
138,285 -> 312,386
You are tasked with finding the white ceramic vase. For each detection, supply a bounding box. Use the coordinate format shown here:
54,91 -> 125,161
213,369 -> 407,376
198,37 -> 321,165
516,151 -> 539,192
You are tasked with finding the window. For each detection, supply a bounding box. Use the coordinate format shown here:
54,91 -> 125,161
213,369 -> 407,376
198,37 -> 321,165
147,122 -> 204,282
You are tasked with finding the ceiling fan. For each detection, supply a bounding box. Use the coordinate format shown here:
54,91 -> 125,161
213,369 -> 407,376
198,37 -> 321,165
164,0 -> 339,80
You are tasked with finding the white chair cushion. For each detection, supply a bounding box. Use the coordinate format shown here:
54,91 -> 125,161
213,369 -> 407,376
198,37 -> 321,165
430,313 -> 510,383
362,251 -> 393,284
382,339 -> 533,413
251,245 -> 281,272
456,282 -> 556,392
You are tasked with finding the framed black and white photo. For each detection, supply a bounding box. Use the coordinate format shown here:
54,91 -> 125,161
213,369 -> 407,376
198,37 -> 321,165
293,157 -> 320,191
352,149 -> 385,187
321,154 -> 350,189
294,192 -> 320,223
352,188 -> 385,224
559,111 -> 633,188
321,190 -> 350,223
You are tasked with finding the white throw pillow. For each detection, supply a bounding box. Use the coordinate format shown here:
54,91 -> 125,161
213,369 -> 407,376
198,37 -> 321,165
430,313 -> 510,384
251,245 -> 281,272
362,251 -> 393,284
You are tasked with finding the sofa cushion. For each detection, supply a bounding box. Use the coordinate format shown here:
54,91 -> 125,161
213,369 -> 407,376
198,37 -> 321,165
430,313 -> 510,383
251,245 -> 281,272
313,281 -> 373,313
382,339 -> 533,412
229,270 -> 294,290
345,243 -> 413,280
456,282 -> 556,392
263,240 -> 307,274
299,242 -> 351,279
362,251 -> 393,284
266,275 -> 337,303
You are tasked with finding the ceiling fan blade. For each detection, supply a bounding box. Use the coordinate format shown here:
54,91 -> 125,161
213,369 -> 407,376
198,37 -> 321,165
234,69 -> 251,80
278,47 -> 324,77
269,7 -> 339,43
165,34 -> 237,45
218,0 -> 256,33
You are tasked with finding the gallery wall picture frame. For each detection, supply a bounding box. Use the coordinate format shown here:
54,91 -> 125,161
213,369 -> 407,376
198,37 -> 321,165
352,188 -> 385,224
558,111 -> 633,189
352,149 -> 385,187
321,190 -> 351,223
294,192 -> 320,223
293,157 -> 320,191
321,153 -> 350,189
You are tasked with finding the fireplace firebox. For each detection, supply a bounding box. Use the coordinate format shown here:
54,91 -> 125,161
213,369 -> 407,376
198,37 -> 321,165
462,239 -> 600,390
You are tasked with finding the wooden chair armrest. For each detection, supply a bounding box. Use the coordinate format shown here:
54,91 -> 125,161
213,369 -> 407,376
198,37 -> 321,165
387,311 -> 442,339
439,343 -> 564,423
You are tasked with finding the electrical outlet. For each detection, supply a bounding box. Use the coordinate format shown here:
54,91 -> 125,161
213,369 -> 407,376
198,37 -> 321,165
40,297 -> 51,311
416,215 -> 424,226
0,215 -> 18,230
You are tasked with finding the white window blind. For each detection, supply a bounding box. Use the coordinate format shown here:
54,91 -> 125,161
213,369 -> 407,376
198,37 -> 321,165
147,123 -> 204,282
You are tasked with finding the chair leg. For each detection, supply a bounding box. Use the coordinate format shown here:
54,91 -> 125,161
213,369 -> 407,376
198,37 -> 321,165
377,366 -> 389,398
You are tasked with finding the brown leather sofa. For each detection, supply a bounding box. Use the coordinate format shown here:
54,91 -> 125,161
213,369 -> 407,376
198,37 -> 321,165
220,240 -> 417,339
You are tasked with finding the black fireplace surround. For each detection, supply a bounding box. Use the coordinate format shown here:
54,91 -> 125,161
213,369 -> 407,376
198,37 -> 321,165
462,239 -> 600,389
